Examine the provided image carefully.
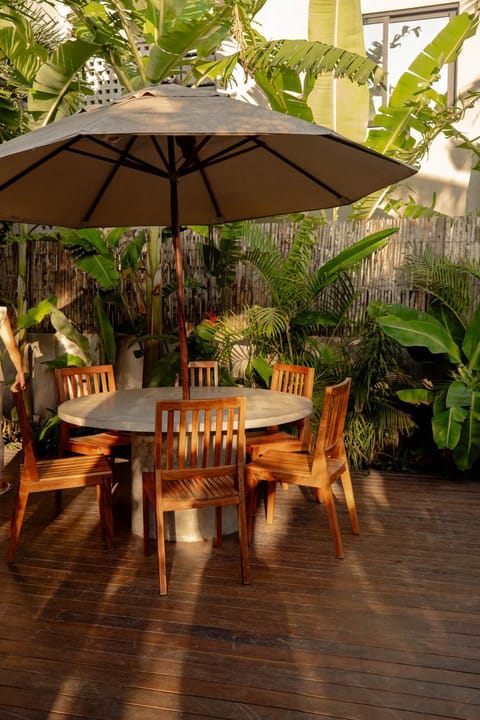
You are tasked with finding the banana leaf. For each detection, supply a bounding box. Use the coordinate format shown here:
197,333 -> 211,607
446,380 -> 473,408
16,296 -> 57,330
462,302 -> 480,370
366,12 -> 478,158
377,314 -> 461,363
50,307 -> 91,365
93,297 -> 116,366
396,388 -> 434,405
28,39 -> 95,124
432,405 -> 467,450
307,0 -> 370,142
452,391 -> 480,470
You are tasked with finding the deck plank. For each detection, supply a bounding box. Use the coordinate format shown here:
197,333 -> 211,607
0,459 -> 479,719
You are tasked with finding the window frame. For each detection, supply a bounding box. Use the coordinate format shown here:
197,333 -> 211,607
363,4 -> 459,107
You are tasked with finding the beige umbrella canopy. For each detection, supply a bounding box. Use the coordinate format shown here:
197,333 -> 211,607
0,84 -> 415,395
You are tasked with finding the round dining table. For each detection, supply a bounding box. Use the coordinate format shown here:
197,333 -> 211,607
58,385 -> 313,540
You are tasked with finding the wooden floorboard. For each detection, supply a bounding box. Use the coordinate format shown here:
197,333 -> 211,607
0,451 -> 479,719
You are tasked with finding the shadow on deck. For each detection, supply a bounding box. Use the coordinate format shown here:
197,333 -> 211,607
0,450 -> 478,720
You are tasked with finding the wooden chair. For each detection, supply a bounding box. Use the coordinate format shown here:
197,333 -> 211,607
246,363 -> 315,460
55,365 -> 131,460
8,389 -> 114,563
188,360 -> 219,387
246,377 -> 359,559
142,397 -> 250,594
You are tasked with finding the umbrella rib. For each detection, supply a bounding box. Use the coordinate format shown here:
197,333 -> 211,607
0,137 -> 79,192
179,137 -> 256,176
174,136 -> 222,220
83,136 -> 137,223
74,136 -> 169,178
253,138 -> 347,201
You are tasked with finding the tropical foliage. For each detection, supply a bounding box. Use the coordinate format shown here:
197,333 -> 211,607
354,9 -> 480,219
375,249 -> 480,471
198,217 -> 398,376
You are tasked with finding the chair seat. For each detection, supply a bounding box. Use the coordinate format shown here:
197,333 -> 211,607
247,451 -> 345,486
64,430 -> 131,456
143,472 -> 240,509
246,430 -> 306,459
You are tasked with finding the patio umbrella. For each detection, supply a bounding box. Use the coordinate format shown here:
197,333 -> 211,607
0,84 -> 415,397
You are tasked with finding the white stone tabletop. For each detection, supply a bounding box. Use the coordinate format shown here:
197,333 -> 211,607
58,385 -> 313,433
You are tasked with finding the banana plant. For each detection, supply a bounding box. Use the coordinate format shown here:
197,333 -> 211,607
0,4 -> 96,129
375,302 -> 480,471
307,0 -> 370,143
354,9 -> 480,219
16,295 -> 92,368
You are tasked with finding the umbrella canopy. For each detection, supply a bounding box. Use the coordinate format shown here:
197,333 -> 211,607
0,84 -> 416,394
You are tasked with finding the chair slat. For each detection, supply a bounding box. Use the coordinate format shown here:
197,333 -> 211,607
55,365 -> 130,468
246,363 -> 314,460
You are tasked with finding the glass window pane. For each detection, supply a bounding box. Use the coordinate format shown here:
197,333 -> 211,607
387,17 -> 449,100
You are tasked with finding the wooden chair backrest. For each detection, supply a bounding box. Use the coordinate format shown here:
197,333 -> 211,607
270,363 -> 314,399
313,377 -> 351,464
154,397 -> 246,481
55,365 -> 117,403
188,360 -> 219,387
13,389 -> 39,483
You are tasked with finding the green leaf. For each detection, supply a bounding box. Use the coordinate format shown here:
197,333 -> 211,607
452,391 -> 480,470
93,297 -> 116,365
446,381 -> 472,408
0,10 -> 47,85
252,356 -> 273,386
432,406 -> 466,450
313,228 -> 398,290
16,296 -> 57,330
377,309 -> 461,364
28,39 -> 95,124
43,354 -> 86,369
396,388 -> 434,405
50,308 -> 91,365
307,0 -> 370,142
462,302 -> 480,370
74,254 -> 120,291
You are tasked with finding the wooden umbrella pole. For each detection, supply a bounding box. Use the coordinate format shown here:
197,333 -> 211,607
169,140 -> 189,399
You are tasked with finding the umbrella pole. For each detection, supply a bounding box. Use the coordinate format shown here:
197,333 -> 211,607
170,175 -> 190,400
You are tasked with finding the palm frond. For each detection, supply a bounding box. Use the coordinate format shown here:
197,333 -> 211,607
403,246 -> 477,327
244,38 -> 381,87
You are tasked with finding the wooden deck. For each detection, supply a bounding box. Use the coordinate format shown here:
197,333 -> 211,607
0,451 -> 479,719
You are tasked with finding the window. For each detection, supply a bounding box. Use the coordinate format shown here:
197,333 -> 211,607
363,5 -> 458,117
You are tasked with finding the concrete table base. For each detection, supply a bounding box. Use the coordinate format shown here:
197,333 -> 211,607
131,432 -> 238,541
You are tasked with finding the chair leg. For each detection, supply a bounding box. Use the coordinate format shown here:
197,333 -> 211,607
215,508 -> 223,548
341,468 -> 360,535
265,481 -> 276,525
245,476 -> 259,544
101,479 -> 114,549
155,482 -> 168,595
142,482 -> 151,556
237,502 -> 250,585
7,486 -> 29,564
322,483 -> 345,559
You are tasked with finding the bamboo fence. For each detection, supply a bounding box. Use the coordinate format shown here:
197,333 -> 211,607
0,215 -> 479,334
